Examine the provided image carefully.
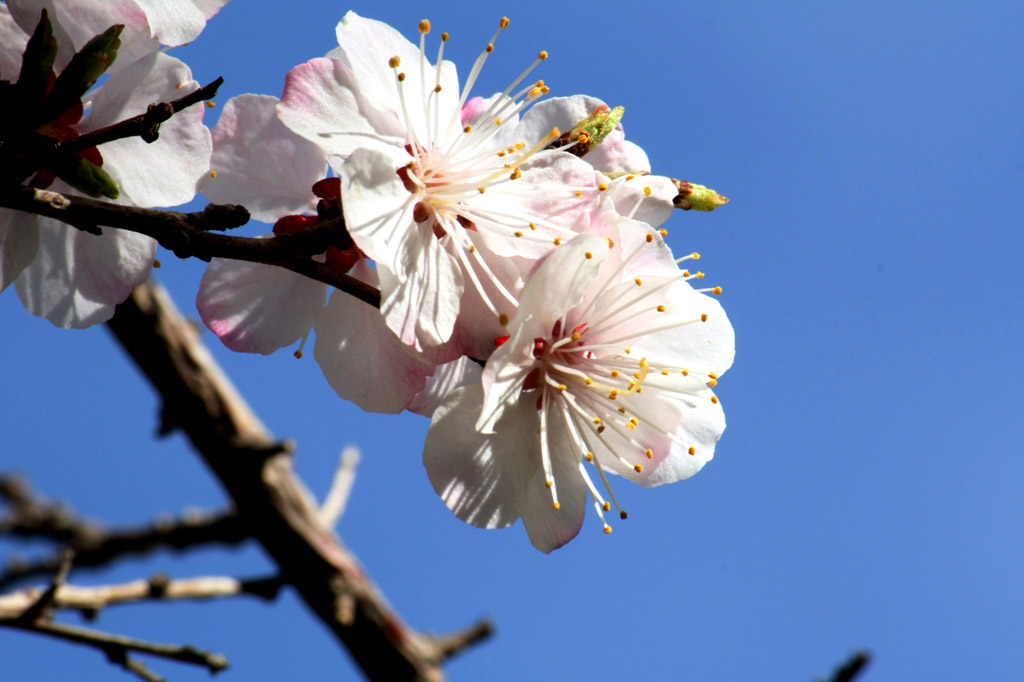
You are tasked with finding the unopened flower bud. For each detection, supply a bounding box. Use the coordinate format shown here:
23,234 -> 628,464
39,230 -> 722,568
671,180 -> 729,211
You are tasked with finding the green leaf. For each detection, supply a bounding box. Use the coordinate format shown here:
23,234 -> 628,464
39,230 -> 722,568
40,24 -> 123,124
48,154 -> 120,200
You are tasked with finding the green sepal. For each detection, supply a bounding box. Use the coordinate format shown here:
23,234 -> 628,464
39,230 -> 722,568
40,24 -> 123,124
17,10 -> 59,109
49,155 -> 120,200
672,180 -> 729,212
573,105 -> 625,148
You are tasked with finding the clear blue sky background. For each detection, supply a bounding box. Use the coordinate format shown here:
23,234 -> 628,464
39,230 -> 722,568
3,1 -> 1022,680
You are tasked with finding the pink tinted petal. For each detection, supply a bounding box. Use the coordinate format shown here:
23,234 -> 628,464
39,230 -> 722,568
197,256 -> 326,354
423,384 -> 524,531
200,94 -> 326,222
278,57 -> 406,162
1,209 -> 40,293
313,286 -> 437,414
605,174 -> 677,230
15,219 -> 155,328
83,53 -> 211,207
585,133 -> 651,173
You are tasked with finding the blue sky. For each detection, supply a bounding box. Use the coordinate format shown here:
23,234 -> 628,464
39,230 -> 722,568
3,1 -> 1022,680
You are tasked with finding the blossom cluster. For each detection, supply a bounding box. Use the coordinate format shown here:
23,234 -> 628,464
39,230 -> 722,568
198,13 -> 735,551
1,5 -> 734,552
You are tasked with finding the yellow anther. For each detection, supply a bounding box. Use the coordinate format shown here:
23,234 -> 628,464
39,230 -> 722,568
608,390 -> 619,400
603,501 -> 611,512
389,56 -> 401,68
713,286 -> 723,295
645,233 -> 654,243
633,371 -> 642,379
688,446 -> 696,455
176,82 -> 186,89
398,72 -> 406,81
441,32 -> 450,41
434,84 -> 442,93
626,174 -> 635,180
510,167 -> 522,180
464,125 -> 473,133
624,347 -> 631,354
597,425 -> 606,433
498,313 -> 509,326
553,501 -> 560,510
659,228 -> 668,236
529,222 -> 537,230
205,101 -> 215,108
593,417 -> 602,424
469,245 -> 477,253
683,270 -> 691,277
701,313 -> 708,322
630,417 -> 638,425
571,332 -> 582,340
611,370 -> 620,378
645,448 -> 654,459
598,183 -> 608,191
618,407 -> 626,414
478,187 -> 486,193
584,377 -> 593,385
661,369 -> 670,376
497,151 -> 506,157
633,464 -> 644,473
637,386 -> 644,393
494,117 -> 502,126
545,479 -> 553,488
554,237 -> 563,245
696,272 -> 705,279
418,19 -> 431,34
657,305 -> 666,312
643,186 -> 652,196
711,396 -> 719,404
209,170 -> 218,178
539,50 -> 548,60
682,369 -> 689,376
604,237 -> 615,248
528,87 -> 543,98
486,43 -> 494,53
514,230 -> 523,238
586,452 -> 594,461
619,510 -> 628,520
708,372 -> 718,379
575,191 -> 583,197
548,127 -> 561,139
558,384 -> 567,391
603,525 -> 613,534
635,278 -> 643,286
294,350 -> 303,359
708,379 -> 718,387
500,17 -> 510,28
153,259 -> 162,268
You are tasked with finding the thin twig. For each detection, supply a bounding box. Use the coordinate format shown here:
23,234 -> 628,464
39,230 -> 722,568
319,446 -> 361,529
0,186 -> 381,309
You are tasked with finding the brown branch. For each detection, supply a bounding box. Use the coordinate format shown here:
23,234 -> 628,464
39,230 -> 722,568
104,280 -> 491,681
1,474 -> 248,591
58,77 -> 224,152
0,185 -> 381,309
820,650 -> 872,682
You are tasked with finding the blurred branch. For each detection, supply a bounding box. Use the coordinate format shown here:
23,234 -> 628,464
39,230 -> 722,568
818,650 -> 872,682
0,553 -> 229,681
105,280 -> 492,682
0,473 -> 247,591
0,186 -> 380,309
0,573 -> 283,619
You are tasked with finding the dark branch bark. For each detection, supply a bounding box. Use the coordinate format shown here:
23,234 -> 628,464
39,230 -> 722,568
0,186 -> 381,309
105,280 -> 490,682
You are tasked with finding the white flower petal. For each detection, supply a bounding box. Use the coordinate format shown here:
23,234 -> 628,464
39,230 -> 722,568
82,52 -> 211,207
200,94 -> 326,222
0,209 -> 40,294
197,256 -> 326,354
15,219 -> 155,328
408,356 -> 481,417
313,277 -> 438,414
